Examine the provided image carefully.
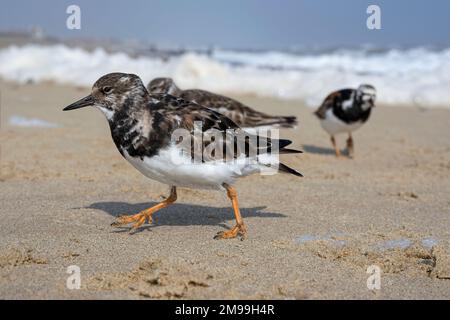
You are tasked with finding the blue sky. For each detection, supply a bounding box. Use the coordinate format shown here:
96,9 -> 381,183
1,0 -> 449,49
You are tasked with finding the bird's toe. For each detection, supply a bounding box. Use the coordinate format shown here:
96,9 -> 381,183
214,224 -> 247,240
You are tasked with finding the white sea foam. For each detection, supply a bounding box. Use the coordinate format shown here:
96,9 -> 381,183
1,44 -> 449,108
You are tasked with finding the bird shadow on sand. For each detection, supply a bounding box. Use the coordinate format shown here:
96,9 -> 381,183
85,201 -> 286,234
302,144 -> 338,156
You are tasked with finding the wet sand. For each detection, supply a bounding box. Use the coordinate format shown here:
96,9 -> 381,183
0,80 -> 449,299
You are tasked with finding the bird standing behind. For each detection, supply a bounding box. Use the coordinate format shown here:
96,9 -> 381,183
63,73 -> 303,239
147,77 -> 298,129
314,84 -> 376,158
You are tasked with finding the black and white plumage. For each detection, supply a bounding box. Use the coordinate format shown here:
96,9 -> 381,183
314,84 -> 376,158
63,73 -> 302,239
147,77 -> 298,129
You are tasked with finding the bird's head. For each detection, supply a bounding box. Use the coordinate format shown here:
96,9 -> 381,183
357,84 -> 377,108
147,77 -> 181,95
63,73 -> 148,120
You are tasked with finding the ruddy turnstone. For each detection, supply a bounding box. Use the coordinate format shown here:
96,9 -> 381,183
63,73 -> 302,239
147,77 -> 297,129
314,84 -> 376,158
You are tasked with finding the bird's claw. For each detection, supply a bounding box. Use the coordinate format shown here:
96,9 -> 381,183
111,212 -> 152,231
214,224 -> 247,240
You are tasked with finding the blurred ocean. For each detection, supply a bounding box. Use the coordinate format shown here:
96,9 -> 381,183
0,43 -> 449,108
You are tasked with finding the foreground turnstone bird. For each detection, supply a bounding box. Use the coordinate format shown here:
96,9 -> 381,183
314,84 -> 376,158
63,73 -> 302,239
147,77 -> 297,129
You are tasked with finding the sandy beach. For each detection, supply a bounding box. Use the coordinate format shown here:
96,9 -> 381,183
0,79 -> 449,299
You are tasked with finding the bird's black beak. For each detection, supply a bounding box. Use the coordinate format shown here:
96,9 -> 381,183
63,95 -> 94,111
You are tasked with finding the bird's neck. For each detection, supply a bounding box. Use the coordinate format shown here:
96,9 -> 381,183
107,96 -> 154,154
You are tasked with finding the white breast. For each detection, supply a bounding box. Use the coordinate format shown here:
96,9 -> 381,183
320,109 -> 364,136
121,144 -> 268,190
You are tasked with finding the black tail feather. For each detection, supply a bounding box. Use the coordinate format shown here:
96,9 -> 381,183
278,163 -> 303,177
279,148 -> 303,154
277,139 -> 303,154
278,139 -> 292,149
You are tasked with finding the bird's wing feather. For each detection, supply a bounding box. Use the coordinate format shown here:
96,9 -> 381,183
149,94 -> 294,162
315,91 -> 341,119
182,89 -> 297,128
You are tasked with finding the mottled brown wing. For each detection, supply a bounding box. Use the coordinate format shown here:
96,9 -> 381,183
150,94 -> 282,162
181,89 -> 248,118
181,90 -> 297,128
314,91 -> 341,119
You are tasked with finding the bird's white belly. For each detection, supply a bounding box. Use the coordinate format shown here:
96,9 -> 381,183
121,145 -> 262,190
320,109 -> 363,136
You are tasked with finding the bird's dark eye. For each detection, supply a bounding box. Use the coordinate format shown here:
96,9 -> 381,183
102,86 -> 113,94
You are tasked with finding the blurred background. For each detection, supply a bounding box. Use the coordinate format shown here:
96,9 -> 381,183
0,0 -> 449,107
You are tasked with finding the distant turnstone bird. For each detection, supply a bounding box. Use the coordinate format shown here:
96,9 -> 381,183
63,73 -> 302,239
314,84 -> 376,158
147,77 -> 297,129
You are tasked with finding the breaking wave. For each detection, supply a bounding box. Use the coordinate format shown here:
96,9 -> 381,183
1,44 -> 449,108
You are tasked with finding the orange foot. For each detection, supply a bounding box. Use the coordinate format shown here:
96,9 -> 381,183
111,209 -> 153,232
111,186 -> 177,233
214,223 -> 247,240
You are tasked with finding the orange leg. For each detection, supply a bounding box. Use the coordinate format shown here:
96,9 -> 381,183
111,186 -> 177,232
214,183 -> 247,240
346,133 -> 354,158
331,136 -> 341,158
